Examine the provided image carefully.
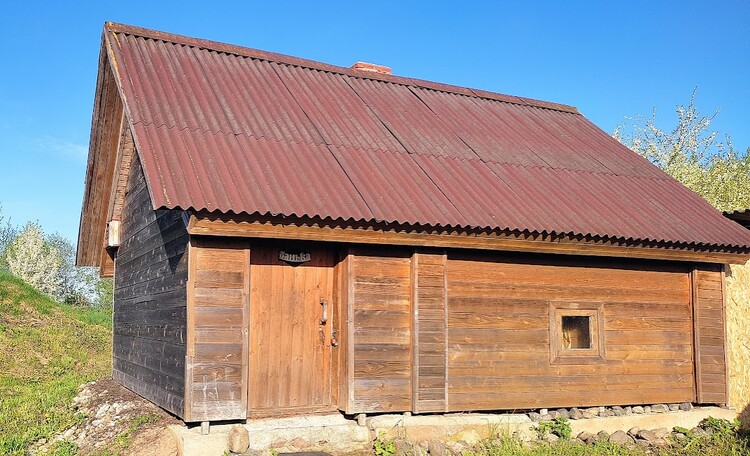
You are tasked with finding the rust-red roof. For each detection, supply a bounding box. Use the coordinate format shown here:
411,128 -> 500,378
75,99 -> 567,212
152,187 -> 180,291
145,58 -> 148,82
103,22 -> 750,249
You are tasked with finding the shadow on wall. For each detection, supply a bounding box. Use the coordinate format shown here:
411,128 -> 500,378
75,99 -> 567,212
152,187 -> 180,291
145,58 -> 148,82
726,261 -> 750,428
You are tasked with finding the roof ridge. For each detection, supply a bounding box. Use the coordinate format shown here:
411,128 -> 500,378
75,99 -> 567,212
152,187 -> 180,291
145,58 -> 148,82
104,21 -> 580,115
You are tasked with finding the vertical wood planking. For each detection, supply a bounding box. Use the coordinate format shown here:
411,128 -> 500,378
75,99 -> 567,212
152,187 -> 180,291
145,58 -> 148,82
412,252 -> 448,413
693,264 -> 728,404
247,245 -> 335,416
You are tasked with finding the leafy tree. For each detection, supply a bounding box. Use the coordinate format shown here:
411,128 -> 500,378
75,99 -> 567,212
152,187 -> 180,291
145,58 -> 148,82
614,89 -> 750,212
47,233 -> 107,307
0,204 -> 17,270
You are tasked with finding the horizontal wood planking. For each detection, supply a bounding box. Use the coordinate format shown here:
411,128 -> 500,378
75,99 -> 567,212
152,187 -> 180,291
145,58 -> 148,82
349,249 -> 412,413
186,237 -> 249,421
113,156 -> 187,417
446,252 -> 694,411
693,265 -> 728,404
412,252 -> 448,413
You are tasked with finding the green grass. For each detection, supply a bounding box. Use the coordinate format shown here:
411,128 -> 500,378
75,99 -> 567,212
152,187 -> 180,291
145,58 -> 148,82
0,271 -> 112,455
465,426 -> 750,456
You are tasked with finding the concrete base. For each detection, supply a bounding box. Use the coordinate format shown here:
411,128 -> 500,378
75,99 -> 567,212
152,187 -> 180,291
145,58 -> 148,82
368,413 -> 534,444
169,407 -> 736,455
170,414 -> 371,456
569,406 -> 735,436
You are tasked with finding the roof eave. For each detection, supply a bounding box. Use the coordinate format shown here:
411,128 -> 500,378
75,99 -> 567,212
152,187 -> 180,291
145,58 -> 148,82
187,211 -> 750,265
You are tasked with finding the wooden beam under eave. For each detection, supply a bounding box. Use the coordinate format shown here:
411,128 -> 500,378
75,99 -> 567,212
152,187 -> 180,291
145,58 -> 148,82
187,215 -> 750,265
76,48 -> 124,267
100,247 -> 115,278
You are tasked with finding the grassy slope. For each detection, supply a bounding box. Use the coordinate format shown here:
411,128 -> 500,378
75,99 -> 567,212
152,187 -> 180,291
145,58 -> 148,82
0,271 -> 112,455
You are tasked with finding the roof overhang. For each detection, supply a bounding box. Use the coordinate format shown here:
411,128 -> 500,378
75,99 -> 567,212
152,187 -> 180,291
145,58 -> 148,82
76,30 -> 144,274
187,211 -> 750,265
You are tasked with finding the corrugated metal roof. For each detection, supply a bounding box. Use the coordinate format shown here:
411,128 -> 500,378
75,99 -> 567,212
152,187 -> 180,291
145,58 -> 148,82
104,22 -> 750,249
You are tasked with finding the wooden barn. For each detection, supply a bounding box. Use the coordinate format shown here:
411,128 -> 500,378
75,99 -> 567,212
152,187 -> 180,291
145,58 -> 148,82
77,23 -> 750,424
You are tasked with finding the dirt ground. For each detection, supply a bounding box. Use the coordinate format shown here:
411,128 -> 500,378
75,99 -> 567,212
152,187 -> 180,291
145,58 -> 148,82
32,377 -> 181,455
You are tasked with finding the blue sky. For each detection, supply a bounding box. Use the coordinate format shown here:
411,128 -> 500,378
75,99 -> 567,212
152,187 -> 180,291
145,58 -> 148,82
0,1 -> 748,243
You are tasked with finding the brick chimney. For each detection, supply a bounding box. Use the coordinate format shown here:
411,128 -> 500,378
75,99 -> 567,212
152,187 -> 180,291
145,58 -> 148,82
350,61 -> 392,75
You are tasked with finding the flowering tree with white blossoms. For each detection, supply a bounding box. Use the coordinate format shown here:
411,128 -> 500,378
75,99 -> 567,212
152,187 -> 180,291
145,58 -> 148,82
5,222 -> 64,300
613,89 -> 750,212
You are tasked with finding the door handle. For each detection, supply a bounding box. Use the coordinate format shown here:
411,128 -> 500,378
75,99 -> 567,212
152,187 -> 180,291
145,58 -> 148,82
320,298 -> 328,325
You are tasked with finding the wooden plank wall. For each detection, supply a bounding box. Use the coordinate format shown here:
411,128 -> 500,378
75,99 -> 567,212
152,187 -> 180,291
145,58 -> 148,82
412,252 -> 448,413
348,249 -> 412,413
693,265 -> 728,404
186,237 -> 249,422
445,253 -> 695,410
113,155 -> 188,417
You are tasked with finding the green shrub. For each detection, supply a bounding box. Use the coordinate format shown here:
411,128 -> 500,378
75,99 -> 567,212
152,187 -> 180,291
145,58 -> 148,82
374,431 -> 396,456
535,417 -> 572,440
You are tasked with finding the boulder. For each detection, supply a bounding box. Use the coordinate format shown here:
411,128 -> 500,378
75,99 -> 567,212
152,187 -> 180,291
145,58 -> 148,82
528,412 -> 542,422
609,430 -> 633,446
623,406 -> 633,415
596,431 -> 610,443
669,404 -> 679,412
632,406 -> 644,414
643,406 -> 652,413
636,429 -> 658,443
543,433 -> 559,443
581,409 -> 597,419
556,408 -> 570,419
539,414 -> 553,422
577,431 -> 596,445
428,440 -> 446,456
569,408 -> 583,420
446,441 -> 466,455
627,427 -> 640,437
653,428 -> 670,438
679,402 -> 693,411
548,410 -> 561,420
227,426 -> 250,454
651,404 -> 669,413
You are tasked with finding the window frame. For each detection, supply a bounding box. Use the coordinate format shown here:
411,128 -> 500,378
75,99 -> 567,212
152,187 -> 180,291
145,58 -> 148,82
549,301 -> 606,365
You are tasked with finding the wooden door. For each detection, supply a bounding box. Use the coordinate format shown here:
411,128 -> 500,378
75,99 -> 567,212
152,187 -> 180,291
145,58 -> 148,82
248,245 -> 336,415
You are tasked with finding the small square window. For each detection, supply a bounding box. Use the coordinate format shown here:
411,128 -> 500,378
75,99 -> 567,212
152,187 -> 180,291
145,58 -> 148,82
550,302 -> 605,364
562,315 -> 591,349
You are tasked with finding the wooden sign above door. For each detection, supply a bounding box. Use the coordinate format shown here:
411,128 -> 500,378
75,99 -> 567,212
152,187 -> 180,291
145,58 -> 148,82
279,250 -> 312,265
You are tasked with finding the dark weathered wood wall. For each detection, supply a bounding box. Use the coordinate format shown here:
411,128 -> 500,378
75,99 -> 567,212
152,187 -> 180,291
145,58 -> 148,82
693,265 -> 728,404
186,237 -> 249,422
113,156 -> 188,417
